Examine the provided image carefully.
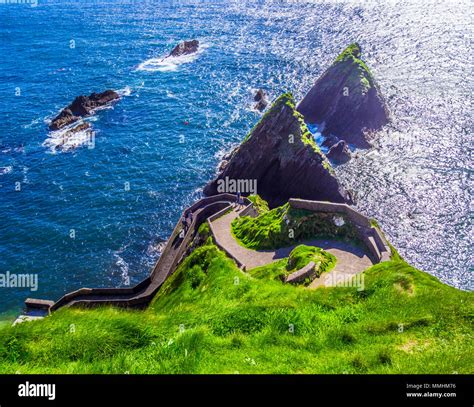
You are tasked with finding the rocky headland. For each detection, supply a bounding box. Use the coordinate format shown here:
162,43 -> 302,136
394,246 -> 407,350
204,93 -> 352,207
297,43 -> 389,148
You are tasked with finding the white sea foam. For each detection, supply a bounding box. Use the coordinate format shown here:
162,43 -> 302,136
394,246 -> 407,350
43,121 -> 95,153
113,252 -> 130,285
146,241 -> 166,257
136,42 -> 207,72
22,166 -> 29,183
117,85 -> 132,97
24,116 -> 44,129
0,166 -> 13,175
166,90 -> 178,99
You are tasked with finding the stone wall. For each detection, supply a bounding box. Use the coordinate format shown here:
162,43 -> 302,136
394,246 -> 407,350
289,199 -> 371,228
288,198 -> 391,263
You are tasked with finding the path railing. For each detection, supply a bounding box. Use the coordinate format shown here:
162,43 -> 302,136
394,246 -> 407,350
24,195 -> 390,315
25,194 -> 239,314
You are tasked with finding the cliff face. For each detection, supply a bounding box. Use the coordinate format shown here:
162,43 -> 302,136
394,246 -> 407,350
297,43 -> 389,148
204,93 -> 352,207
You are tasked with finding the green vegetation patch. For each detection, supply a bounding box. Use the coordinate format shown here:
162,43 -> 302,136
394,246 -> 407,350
287,245 -> 336,277
249,244 -> 336,286
0,241 -> 471,374
247,194 -> 269,215
231,203 -> 361,250
333,43 -> 373,95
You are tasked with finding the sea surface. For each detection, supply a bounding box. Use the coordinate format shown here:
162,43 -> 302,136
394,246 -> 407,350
0,0 -> 472,317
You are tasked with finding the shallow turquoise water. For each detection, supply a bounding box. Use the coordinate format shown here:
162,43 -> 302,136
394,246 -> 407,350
0,0 -> 471,316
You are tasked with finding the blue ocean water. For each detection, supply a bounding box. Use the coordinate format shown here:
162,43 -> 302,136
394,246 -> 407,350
0,0 -> 472,317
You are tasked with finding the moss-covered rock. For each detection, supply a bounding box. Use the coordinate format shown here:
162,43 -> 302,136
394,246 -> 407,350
231,203 -> 361,250
297,43 -> 389,148
286,244 -> 336,277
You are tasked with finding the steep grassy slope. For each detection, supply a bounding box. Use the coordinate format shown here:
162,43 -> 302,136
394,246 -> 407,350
0,241 -> 472,374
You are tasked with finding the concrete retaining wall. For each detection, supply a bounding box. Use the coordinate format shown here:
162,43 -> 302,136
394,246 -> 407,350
285,261 -> 315,284
289,199 -> 371,228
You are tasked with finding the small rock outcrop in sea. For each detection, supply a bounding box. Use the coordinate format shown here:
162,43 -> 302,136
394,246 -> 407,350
297,43 -> 389,148
204,93 -> 352,207
168,40 -> 199,57
321,134 -> 339,149
327,140 -> 351,164
253,88 -> 269,111
49,90 -> 120,131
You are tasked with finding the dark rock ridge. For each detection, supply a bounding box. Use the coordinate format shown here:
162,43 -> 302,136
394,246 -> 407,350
253,88 -> 269,111
204,93 -> 352,207
49,90 -> 119,131
327,140 -> 351,164
297,43 -> 389,148
168,40 -> 199,57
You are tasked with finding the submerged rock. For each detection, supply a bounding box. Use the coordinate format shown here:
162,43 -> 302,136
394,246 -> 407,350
321,134 -> 339,149
49,90 -> 119,131
253,89 -> 268,111
297,43 -> 389,148
327,140 -> 351,164
168,40 -> 199,57
204,93 -> 352,207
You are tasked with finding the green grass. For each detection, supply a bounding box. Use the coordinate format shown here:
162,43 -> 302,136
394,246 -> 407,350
0,241 -> 471,374
286,245 -> 336,277
332,43 -> 374,95
247,194 -> 269,214
248,244 -> 336,285
231,203 -> 361,250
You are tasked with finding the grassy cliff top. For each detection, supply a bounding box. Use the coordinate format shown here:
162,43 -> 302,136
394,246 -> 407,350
0,239 -> 471,374
332,43 -> 373,94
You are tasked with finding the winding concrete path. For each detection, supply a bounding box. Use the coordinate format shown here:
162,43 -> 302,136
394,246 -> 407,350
210,207 -> 373,288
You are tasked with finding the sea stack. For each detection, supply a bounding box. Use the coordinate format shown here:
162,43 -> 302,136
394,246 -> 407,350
168,40 -> 199,57
297,43 -> 389,148
253,88 -> 269,111
204,93 -> 352,207
327,140 -> 351,164
49,90 -> 119,131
